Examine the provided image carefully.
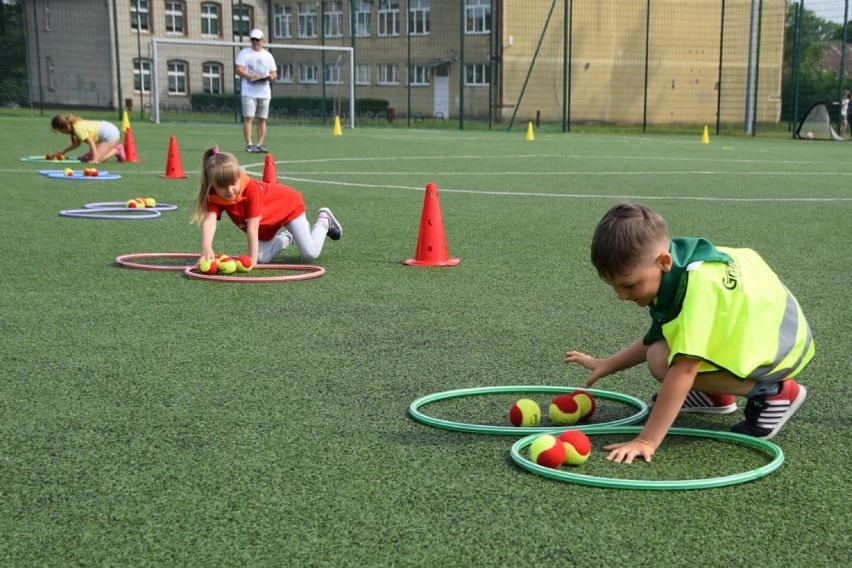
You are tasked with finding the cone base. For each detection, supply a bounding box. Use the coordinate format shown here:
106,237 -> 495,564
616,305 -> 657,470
403,257 -> 460,267
160,174 -> 188,179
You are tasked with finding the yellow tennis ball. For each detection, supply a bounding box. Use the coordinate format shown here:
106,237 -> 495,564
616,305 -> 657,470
549,394 -> 581,426
529,434 -> 566,469
64,168 -> 73,176
197,258 -> 218,274
571,390 -> 596,421
557,430 -> 592,465
217,255 -> 237,274
235,255 -> 253,272
143,197 -> 157,208
509,398 -> 541,427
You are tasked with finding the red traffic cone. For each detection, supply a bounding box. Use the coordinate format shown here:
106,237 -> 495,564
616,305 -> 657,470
262,153 -> 277,183
123,127 -> 140,163
160,135 -> 187,179
404,183 -> 460,267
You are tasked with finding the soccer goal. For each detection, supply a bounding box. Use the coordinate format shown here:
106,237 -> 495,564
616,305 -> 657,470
795,101 -> 844,141
149,38 -> 354,128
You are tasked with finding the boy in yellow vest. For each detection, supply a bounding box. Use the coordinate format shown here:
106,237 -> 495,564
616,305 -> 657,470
565,203 -> 814,464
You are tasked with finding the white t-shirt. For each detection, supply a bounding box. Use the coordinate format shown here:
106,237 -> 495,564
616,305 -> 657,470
236,46 -> 276,99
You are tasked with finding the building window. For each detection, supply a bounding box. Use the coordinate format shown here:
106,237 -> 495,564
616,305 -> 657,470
408,0 -> 429,36
131,0 -> 150,32
408,65 -> 429,86
298,3 -> 317,38
325,63 -> 343,85
273,4 -> 292,38
201,3 -> 220,36
167,60 -> 188,95
324,1 -> 343,38
377,64 -> 398,85
355,64 -> 370,85
133,58 -> 152,93
164,1 -> 185,35
299,63 -> 318,84
233,4 -> 252,38
465,63 -> 490,86
466,0 -> 491,34
202,62 -> 222,94
278,63 -> 294,83
377,0 -> 399,37
353,0 -> 370,37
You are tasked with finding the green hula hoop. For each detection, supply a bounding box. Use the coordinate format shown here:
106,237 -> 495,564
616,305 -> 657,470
408,385 -> 649,435
511,426 -> 784,490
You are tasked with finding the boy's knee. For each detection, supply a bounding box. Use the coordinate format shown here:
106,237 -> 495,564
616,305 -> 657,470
646,341 -> 670,382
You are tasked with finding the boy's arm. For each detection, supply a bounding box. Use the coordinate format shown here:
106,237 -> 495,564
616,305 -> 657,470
565,338 -> 647,387
603,355 -> 701,464
245,217 -> 261,264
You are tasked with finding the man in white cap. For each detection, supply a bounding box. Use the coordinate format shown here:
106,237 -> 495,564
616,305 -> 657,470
235,28 -> 277,153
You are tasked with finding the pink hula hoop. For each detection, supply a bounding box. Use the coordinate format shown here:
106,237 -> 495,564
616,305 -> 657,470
183,263 -> 325,282
115,253 -> 200,271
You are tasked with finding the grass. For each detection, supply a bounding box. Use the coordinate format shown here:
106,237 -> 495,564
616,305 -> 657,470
1,114 -> 851,566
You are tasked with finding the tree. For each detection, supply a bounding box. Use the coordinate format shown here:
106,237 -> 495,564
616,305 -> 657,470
0,0 -> 27,105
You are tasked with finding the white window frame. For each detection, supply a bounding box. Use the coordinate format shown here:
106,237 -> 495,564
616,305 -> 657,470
167,60 -> 188,95
465,0 -> 491,34
377,0 -> 399,37
355,64 -> 370,85
377,63 -> 398,85
202,61 -> 222,94
325,63 -> 342,85
298,3 -> 318,38
324,1 -> 343,38
408,0 -> 429,36
299,63 -> 318,84
131,0 -> 150,32
273,4 -> 292,39
408,65 -> 429,86
233,4 -> 252,38
465,63 -> 490,86
134,58 -> 152,93
277,63 -> 294,83
353,0 -> 371,37
164,1 -> 185,35
200,3 -> 220,37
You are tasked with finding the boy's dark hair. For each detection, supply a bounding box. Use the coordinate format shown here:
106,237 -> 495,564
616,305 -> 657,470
590,203 -> 669,279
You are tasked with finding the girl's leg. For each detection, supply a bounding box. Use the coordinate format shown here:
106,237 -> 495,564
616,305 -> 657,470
96,140 -> 119,162
285,213 -> 328,260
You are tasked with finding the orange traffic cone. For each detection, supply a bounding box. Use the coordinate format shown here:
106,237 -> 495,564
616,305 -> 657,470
262,153 -> 278,183
123,127 -> 140,163
160,135 -> 187,179
403,183 -> 460,267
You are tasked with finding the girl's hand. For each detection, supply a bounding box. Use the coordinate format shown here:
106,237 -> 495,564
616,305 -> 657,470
564,350 -> 607,387
197,252 -> 216,266
602,438 -> 656,464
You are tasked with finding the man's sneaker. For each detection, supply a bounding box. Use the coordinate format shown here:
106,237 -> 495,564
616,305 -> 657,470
317,208 -> 342,240
115,143 -> 126,162
245,144 -> 257,153
652,391 -> 737,415
731,380 -> 806,440
256,144 -> 268,153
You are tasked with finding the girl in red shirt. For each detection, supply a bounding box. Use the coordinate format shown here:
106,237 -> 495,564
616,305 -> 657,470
192,148 -> 341,265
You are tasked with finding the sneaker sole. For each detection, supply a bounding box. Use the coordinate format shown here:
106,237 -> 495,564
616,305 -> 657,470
318,208 -> 342,240
679,404 -> 738,415
759,385 -> 807,440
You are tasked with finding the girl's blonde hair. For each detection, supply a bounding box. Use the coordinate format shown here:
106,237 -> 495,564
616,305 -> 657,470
192,148 -> 241,223
51,114 -> 79,134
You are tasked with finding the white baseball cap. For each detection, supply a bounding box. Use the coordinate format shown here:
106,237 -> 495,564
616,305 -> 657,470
249,28 -> 264,40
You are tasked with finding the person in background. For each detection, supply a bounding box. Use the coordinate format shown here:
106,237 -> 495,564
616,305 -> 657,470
235,28 -> 277,153
50,114 -> 125,163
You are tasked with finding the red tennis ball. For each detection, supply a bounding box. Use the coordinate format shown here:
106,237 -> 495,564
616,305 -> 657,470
571,390 -> 596,421
198,258 -> 218,275
217,255 -> 237,274
529,434 -> 567,469
557,430 -> 592,465
509,398 -> 541,427
549,394 -> 581,426
235,255 -> 253,272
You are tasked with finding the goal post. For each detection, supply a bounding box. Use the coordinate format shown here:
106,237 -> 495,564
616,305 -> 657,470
149,38 -> 354,128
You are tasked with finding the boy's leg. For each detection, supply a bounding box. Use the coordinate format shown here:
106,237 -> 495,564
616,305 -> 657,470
731,379 -> 807,440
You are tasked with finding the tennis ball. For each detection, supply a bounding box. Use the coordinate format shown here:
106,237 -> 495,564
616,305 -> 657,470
529,434 -> 567,469
509,398 -> 541,427
549,394 -> 581,426
235,255 -> 253,272
143,197 -> 157,207
126,198 -> 145,208
557,430 -> 592,465
571,389 -> 596,421
198,257 -> 218,274
64,168 -> 73,176
217,255 -> 237,274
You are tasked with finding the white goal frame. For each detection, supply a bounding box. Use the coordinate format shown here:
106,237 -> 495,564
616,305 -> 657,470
149,38 -> 355,128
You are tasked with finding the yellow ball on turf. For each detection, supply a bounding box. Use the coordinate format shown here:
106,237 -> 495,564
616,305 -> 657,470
529,434 -> 566,469
64,168 -> 73,176
235,255 -> 253,272
509,398 -> 541,427
217,255 -> 237,274
549,394 -> 581,426
198,258 -> 218,275
143,197 -> 157,208
571,389 -> 596,421
557,430 -> 592,465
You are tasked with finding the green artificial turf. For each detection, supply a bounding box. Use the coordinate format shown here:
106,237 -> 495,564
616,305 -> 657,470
1,113 -> 850,566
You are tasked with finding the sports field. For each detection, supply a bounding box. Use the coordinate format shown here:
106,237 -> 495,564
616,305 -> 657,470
2,113 -> 850,566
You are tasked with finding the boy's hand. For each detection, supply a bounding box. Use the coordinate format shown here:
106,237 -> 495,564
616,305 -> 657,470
564,350 -> 607,387
603,438 -> 656,464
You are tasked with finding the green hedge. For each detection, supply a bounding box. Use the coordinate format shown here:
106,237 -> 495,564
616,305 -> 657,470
189,94 -> 388,115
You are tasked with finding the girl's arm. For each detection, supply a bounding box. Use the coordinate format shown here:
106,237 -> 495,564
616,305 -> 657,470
199,212 -> 219,262
57,134 -> 81,156
83,137 -> 99,163
245,217 -> 261,264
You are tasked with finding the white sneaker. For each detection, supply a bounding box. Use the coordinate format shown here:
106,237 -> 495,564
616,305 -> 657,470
317,208 -> 342,240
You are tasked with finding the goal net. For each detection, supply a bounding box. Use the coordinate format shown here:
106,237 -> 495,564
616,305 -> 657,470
149,38 -> 354,128
795,101 -> 843,141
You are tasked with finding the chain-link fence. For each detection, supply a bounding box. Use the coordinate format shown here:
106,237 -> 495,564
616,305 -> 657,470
4,1 -> 852,135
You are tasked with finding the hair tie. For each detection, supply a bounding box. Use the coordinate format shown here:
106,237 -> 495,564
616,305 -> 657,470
212,147 -> 220,155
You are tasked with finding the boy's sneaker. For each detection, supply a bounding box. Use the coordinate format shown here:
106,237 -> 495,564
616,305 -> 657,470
317,208 -> 342,240
731,380 -> 806,440
255,144 -> 268,153
652,391 -> 737,415
115,143 -> 126,162
245,144 -> 257,153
